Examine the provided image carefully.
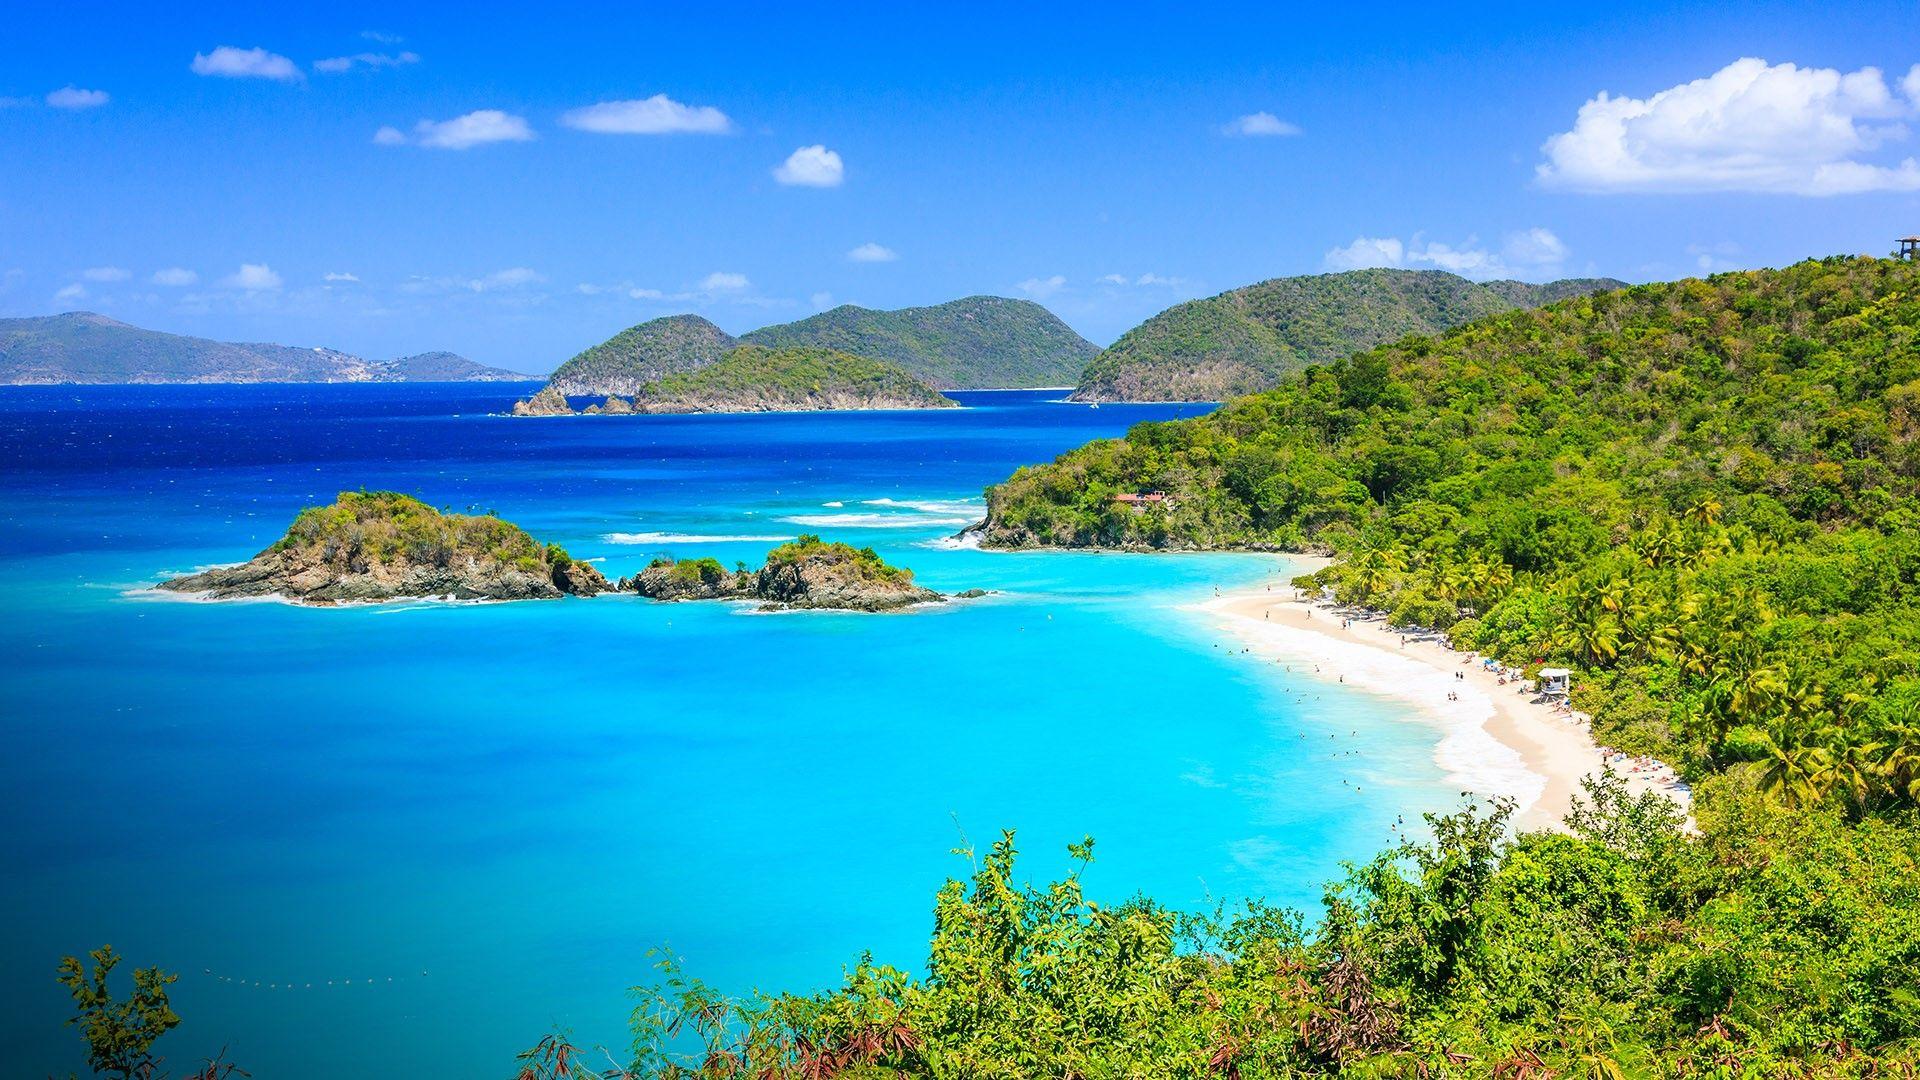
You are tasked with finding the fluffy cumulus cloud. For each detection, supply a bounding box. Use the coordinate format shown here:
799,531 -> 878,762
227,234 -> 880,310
1017,275 -> 1067,299
773,145 -> 844,187
54,283 -> 87,302
314,51 -> 420,74
846,242 -> 898,263
378,110 -> 534,150
323,271 -> 360,283
80,266 -> 130,282
1324,228 -> 1570,280
191,46 -> 302,81
1222,111 -> 1301,137
151,267 -> 198,287
46,86 -> 109,109
560,94 -> 732,135
1100,272 -> 1190,288
222,263 -> 283,291
699,271 -> 749,292
1539,57 -> 1920,195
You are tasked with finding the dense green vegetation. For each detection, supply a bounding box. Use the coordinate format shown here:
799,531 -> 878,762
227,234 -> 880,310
740,296 -> 1098,389
0,312 -> 522,383
271,490 -> 572,576
1070,268 -> 1624,402
545,315 -> 739,395
504,773 -> 1918,1077
628,345 -> 955,412
763,533 -> 915,585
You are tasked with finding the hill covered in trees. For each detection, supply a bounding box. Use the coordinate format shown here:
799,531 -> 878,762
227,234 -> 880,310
542,314 -> 738,395
518,344 -> 957,415
0,312 -> 526,383
739,296 -> 1097,389
1069,268 -> 1624,402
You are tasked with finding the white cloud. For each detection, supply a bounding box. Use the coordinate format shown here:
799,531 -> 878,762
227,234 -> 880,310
1098,272 -> 1191,288
1222,111 -> 1301,137
1017,275 -> 1067,299
361,30 -> 404,44
191,46 -> 302,82
382,110 -> 534,150
323,271 -> 360,283
1539,57 -> 1920,195
1323,237 -> 1407,272
1323,229 -> 1569,280
46,86 -> 109,109
811,291 -> 835,308
151,268 -> 199,286
700,271 -> 749,292
54,283 -> 87,303
628,287 -> 666,300
80,266 -> 130,282
222,263 -> 283,291
314,51 -> 419,74
560,94 -> 732,135
846,242 -> 897,263
466,267 -> 541,291
773,145 -> 844,187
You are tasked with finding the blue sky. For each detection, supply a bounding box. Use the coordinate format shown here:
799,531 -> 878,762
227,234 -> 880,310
3,2 -> 1918,373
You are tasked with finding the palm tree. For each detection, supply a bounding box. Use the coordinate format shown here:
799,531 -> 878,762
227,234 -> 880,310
1757,733 -> 1832,808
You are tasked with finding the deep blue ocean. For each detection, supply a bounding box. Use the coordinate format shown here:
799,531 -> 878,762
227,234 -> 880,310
0,385 -> 1460,1077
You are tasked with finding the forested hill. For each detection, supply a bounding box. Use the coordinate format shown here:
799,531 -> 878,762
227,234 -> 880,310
542,314 -> 739,395
1069,268 -> 1625,402
0,312 -> 525,383
739,296 -> 1097,389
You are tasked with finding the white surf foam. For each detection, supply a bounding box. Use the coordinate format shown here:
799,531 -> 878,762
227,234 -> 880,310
604,532 -> 796,544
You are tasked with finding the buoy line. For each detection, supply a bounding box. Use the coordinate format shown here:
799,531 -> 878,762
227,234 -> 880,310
201,968 -> 429,990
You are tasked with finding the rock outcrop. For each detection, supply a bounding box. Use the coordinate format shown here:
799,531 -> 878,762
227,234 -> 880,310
511,386 -> 573,416
617,537 -> 944,611
158,491 -> 609,604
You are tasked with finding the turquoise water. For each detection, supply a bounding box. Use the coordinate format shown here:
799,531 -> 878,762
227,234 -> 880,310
0,386 -> 1458,1076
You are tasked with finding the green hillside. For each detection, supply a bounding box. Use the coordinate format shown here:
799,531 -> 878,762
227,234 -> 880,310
543,314 -> 737,395
628,344 -> 956,413
739,295 -> 1097,389
1070,268 -> 1625,402
0,312 -> 525,383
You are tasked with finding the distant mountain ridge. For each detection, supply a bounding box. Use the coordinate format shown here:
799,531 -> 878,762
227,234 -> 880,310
539,296 -> 1098,397
1070,269 -> 1629,402
0,312 -> 528,384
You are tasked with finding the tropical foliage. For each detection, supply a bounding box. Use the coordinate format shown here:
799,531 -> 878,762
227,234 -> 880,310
626,345 -> 956,413
1069,268 -> 1623,402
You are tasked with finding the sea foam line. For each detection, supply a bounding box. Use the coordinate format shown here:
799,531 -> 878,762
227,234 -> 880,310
604,532 -> 796,544
779,512 -> 974,528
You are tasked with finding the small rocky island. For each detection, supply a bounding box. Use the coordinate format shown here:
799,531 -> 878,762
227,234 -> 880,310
513,345 -> 956,416
620,535 -> 950,611
159,496 -> 964,611
158,491 -> 612,603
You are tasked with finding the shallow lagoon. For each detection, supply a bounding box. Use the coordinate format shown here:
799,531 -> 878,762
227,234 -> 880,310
0,386 -> 1462,1076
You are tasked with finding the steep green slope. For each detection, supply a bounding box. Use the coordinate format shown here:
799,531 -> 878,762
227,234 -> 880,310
544,314 -> 737,394
740,295 -> 1097,389
1070,268 -> 1626,402
628,344 -> 956,413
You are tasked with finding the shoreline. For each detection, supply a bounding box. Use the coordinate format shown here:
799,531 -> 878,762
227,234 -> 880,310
1200,565 -> 1690,831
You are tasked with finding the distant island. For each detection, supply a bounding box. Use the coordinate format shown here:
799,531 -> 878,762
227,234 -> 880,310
158,493 -> 958,610
0,312 -> 529,384
1068,268 -> 1625,402
535,296 -> 1095,400
513,345 -> 957,415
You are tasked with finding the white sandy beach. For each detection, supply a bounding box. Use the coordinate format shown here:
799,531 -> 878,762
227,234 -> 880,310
1199,563 -> 1690,832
